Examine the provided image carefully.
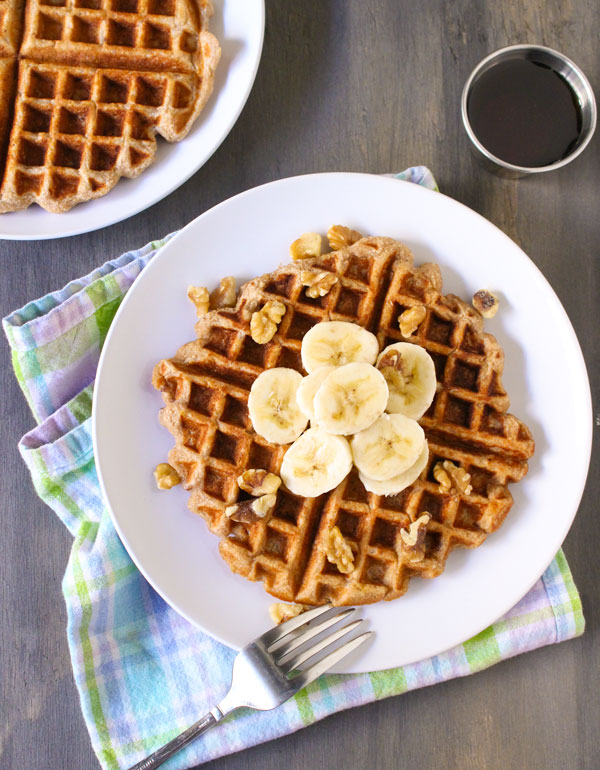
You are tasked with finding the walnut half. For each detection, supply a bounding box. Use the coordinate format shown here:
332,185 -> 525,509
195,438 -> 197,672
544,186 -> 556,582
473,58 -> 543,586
398,305 -> 427,337
300,270 -> 338,298
237,469 -> 282,496
225,493 -> 277,524
187,285 -> 210,317
250,312 -> 276,344
210,276 -> 237,309
325,526 -> 354,574
433,460 -> 472,495
262,301 -> 286,324
250,300 -> 286,344
327,224 -> 362,251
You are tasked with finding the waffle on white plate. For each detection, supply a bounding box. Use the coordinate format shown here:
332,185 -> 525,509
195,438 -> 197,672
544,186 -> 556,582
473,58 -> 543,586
153,235 -> 535,606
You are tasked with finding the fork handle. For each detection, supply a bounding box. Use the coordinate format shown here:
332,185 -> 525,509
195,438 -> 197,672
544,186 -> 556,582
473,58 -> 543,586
128,706 -> 225,770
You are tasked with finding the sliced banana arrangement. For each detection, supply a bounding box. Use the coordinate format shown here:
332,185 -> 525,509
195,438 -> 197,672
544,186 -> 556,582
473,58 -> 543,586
248,321 -> 437,497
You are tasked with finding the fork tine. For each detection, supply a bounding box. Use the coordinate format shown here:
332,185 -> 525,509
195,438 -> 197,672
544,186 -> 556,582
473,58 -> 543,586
269,607 -> 356,657
278,618 -> 365,672
259,605 -> 333,649
290,632 -> 373,690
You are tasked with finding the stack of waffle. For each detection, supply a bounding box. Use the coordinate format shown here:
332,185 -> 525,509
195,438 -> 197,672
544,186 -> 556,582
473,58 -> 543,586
153,237 -> 535,606
0,0 -> 219,212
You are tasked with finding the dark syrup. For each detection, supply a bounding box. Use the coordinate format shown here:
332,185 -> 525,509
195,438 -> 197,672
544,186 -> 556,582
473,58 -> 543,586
467,58 -> 582,167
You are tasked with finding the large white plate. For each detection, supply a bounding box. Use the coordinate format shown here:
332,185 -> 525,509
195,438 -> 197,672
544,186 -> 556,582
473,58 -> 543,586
0,0 -> 265,241
93,173 -> 592,673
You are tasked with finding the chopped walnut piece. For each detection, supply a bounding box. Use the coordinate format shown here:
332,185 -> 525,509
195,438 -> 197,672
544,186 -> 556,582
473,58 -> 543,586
325,526 -> 354,574
269,603 -> 307,625
398,305 -> 427,337
250,312 -> 276,344
210,276 -> 237,309
300,270 -> 338,298
262,300 -> 286,323
225,493 -> 277,524
187,285 -> 210,317
377,349 -> 401,369
434,460 -> 472,495
377,350 -> 406,378
154,463 -> 181,490
327,224 -> 362,251
250,301 -> 286,344
253,493 -> 277,517
238,469 -> 282,496
433,463 -> 452,494
400,513 -> 431,562
290,232 -> 322,260
228,523 -> 249,545
472,290 -> 499,319
377,348 -> 411,392
446,461 -> 472,495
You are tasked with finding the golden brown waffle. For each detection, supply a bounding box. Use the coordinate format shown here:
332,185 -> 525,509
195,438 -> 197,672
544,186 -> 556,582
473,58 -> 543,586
0,0 -> 219,213
153,237 -> 535,606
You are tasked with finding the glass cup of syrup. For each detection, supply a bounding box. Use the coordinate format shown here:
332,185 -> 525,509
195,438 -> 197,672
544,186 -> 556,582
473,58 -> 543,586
461,44 -> 596,177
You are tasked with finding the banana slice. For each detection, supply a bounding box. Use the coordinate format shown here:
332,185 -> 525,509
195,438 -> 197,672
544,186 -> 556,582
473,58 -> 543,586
359,443 -> 429,496
350,412 -> 425,481
301,321 -> 379,373
280,428 -> 353,497
313,362 -> 388,435
296,366 -> 336,421
376,342 -> 437,419
248,368 -> 308,444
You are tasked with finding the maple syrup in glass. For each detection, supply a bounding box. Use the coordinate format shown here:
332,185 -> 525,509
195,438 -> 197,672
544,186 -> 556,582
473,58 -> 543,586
466,58 -> 583,168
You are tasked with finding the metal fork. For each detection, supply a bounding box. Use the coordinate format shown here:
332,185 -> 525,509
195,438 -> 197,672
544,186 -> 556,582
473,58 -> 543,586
129,605 -> 371,770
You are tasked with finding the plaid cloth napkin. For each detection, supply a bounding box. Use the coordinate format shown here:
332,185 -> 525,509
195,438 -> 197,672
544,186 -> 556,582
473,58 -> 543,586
4,168 -> 584,770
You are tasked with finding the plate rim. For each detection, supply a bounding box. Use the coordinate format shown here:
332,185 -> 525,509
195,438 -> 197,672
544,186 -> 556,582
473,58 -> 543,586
0,0 -> 266,241
93,171 -> 593,672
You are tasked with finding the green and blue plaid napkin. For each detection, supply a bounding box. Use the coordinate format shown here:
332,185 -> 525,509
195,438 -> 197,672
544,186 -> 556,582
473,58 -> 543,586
3,168 -> 584,770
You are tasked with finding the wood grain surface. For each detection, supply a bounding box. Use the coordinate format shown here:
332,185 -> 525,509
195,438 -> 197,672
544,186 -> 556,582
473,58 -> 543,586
1,1 -> 598,768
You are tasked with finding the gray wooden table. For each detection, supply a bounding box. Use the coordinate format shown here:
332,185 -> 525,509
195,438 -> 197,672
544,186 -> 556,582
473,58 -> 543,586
1,2 -> 598,768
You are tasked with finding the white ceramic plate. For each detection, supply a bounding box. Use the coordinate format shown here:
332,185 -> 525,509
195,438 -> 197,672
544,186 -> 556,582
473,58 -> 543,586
0,0 -> 265,241
93,173 -> 592,673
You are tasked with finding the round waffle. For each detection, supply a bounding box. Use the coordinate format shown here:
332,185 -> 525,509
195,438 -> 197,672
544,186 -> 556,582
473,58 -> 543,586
152,237 -> 535,606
